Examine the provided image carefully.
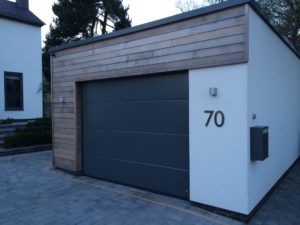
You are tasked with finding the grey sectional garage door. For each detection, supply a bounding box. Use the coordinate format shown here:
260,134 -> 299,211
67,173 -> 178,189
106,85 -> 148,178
82,72 -> 189,198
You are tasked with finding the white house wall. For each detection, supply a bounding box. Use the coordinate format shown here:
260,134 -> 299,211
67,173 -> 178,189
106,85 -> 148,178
189,64 -> 248,214
247,8 -> 300,212
0,18 -> 42,119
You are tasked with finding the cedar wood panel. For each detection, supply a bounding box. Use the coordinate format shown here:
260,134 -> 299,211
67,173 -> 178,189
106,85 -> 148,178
51,5 -> 249,172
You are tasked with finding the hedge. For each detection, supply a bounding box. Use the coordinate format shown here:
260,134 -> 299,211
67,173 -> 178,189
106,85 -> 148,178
3,118 -> 52,149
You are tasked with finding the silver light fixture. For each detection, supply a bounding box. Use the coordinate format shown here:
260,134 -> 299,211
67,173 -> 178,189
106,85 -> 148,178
209,87 -> 218,97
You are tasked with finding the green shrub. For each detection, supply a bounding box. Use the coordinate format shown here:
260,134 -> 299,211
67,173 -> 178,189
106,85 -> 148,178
0,118 -> 34,124
0,118 -> 14,124
3,118 -> 52,148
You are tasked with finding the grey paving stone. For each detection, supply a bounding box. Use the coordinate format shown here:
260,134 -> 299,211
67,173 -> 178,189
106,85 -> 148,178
0,151 -> 299,225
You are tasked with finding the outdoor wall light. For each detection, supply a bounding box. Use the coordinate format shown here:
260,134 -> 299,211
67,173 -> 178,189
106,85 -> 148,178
209,87 -> 218,97
59,96 -> 65,103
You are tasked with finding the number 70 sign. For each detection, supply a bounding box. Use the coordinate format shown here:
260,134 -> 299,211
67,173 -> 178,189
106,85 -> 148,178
204,110 -> 225,127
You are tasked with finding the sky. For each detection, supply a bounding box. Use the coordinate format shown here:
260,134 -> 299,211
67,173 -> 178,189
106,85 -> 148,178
25,0 -> 187,44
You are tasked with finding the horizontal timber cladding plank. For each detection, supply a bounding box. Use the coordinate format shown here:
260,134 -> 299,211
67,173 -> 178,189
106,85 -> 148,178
53,117 -> 74,124
52,97 -> 74,103
52,81 -> 74,88
54,141 -> 76,150
53,132 -> 75,140
52,91 -> 74,98
53,5 -> 245,59
52,107 -> 74,113
53,51 -> 245,84
53,122 -> 75,131
54,134 -> 76,141
53,29 -> 245,74
54,153 -> 75,162
52,86 -> 74,93
54,157 -> 78,171
54,137 -> 75,146
53,42 -> 245,78
54,149 -> 77,160
54,146 -> 76,155
54,127 -> 75,135
53,112 -> 75,119
53,121 -> 75,129
52,89 -> 75,97
53,102 -> 74,108
171,25 -> 244,46
53,16 -> 245,69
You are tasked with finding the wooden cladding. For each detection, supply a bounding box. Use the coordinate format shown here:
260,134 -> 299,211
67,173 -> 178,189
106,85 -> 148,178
52,5 -> 249,172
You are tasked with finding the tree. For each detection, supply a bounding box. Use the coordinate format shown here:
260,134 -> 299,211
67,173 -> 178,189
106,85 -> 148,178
97,0 -> 132,34
256,0 -> 300,52
175,0 -> 225,12
175,0 -> 202,13
45,0 -> 131,49
205,0 -> 226,5
42,0 -> 131,89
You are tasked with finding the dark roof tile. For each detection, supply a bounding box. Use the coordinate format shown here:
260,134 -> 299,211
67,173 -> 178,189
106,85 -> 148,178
0,0 -> 44,27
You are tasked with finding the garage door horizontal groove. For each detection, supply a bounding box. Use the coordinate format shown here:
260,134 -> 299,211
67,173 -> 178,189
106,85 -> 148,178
83,129 -> 188,136
84,155 -> 189,172
84,99 -> 188,104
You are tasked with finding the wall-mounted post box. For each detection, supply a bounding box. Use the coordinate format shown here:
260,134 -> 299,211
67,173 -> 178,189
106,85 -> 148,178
250,126 -> 269,161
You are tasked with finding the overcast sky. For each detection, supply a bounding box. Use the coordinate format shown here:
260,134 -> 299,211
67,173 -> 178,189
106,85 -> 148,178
25,0 -> 192,44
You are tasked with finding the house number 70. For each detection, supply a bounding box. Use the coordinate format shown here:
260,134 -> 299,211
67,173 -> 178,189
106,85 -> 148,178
204,110 -> 225,127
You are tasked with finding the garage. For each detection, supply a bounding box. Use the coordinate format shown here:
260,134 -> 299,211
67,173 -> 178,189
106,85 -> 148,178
50,0 -> 300,220
82,72 -> 189,198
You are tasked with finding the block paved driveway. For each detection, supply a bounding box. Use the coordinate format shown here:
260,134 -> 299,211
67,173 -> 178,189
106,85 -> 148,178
0,151 -> 299,225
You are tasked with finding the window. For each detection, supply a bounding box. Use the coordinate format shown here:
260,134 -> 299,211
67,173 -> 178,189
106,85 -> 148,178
4,72 -> 23,111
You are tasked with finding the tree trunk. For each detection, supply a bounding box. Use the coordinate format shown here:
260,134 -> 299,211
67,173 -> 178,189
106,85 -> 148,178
102,11 -> 108,34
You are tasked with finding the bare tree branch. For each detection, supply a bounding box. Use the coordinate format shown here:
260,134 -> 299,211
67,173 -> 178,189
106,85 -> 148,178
175,0 -> 202,13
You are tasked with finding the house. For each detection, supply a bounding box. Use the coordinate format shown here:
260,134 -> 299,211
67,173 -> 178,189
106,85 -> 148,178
0,0 -> 44,120
49,0 -> 300,221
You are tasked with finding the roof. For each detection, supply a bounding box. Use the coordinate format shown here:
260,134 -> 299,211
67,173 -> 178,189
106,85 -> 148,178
0,0 -> 44,27
49,0 -> 299,59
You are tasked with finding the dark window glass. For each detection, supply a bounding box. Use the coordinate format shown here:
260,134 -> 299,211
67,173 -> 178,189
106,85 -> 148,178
4,72 -> 23,111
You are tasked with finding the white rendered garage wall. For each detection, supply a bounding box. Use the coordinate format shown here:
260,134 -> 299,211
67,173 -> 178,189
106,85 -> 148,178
247,8 -> 300,211
0,18 -> 42,119
189,64 -> 248,214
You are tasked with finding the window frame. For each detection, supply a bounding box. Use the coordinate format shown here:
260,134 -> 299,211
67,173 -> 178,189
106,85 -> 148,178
4,71 -> 24,111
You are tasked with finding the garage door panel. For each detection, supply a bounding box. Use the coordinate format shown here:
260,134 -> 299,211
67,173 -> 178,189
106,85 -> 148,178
84,156 -> 189,198
83,101 -> 188,134
83,129 -> 189,169
82,72 -> 189,199
82,73 -> 188,103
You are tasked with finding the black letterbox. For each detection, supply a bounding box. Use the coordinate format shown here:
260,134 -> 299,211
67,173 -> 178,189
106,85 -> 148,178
250,126 -> 269,161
